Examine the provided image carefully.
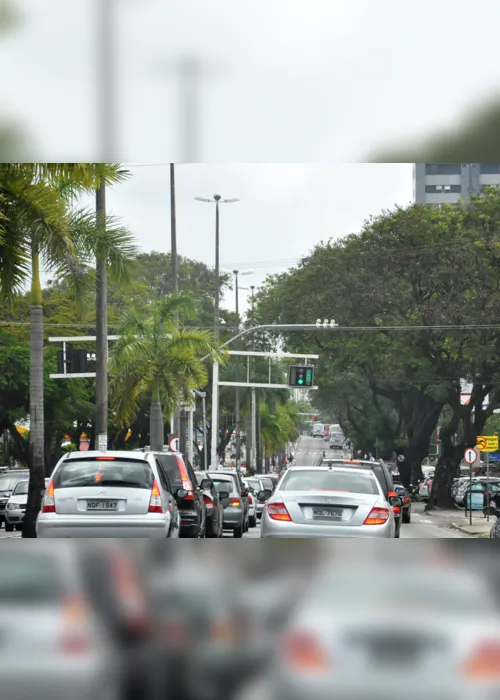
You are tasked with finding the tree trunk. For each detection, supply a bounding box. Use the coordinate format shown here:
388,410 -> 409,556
150,401 -> 164,451
95,181 -> 108,447
24,304 -> 45,538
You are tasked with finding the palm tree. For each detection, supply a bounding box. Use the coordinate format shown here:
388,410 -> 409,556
109,294 -> 227,451
260,400 -> 300,466
0,163 -> 136,537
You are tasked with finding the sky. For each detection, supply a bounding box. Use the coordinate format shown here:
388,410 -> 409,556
1,0 -> 500,162
98,163 -> 414,313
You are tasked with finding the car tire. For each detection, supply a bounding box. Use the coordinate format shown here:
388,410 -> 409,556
233,524 -> 243,538
15,525 -> 22,531
249,515 -> 257,528
4,523 -> 14,532
403,510 -> 411,524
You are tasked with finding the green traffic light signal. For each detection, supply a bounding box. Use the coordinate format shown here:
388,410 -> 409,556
298,378 -> 304,385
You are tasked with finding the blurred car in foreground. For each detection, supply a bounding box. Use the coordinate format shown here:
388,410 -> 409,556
260,466 -> 401,538
37,452 -> 182,538
248,561 -> 500,700
0,544 -> 120,700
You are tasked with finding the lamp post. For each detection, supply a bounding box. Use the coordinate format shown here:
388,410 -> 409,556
195,195 -> 239,343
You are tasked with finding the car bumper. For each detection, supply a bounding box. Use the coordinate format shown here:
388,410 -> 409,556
36,514 -> 171,538
223,507 -> 244,528
260,512 -> 395,538
5,508 -> 25,524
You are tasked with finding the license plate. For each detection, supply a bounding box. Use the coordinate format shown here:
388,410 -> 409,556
313,507 -> 343,519
86,500 -> 118,511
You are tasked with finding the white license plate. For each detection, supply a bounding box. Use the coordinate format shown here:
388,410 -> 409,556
86,500 -> 118,511
313,507 -> 343,519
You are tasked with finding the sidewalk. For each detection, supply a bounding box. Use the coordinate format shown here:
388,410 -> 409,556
419,504 -> 493,537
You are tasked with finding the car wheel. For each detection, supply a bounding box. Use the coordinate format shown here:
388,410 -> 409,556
403,510 -> 411,524
4,523 -> 14,532
233,524 -> 243,538
249,515 -> 257,528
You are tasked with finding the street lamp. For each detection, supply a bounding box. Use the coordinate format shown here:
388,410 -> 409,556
195,195 -> 239,342
231,269 -> 254,468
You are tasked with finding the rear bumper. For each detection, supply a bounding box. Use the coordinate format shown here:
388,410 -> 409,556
223,508 -> 244,528
36,513 -> 170,538
260,512 -> 395,538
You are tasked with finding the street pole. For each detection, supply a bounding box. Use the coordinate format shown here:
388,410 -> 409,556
188,409 -> 194,465
170,163 -> 178,437
214,196 -> 220,342
179,408 -> 187,455
97,0 -> 116,160
251,388 -> 257,471
486,450 -> 490,523
202,394 -> 208,471
211,360 -> 219,470
95,181 -> 108,451
234,270 -> 241,468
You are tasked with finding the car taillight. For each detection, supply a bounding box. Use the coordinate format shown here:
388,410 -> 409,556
42,477 -> 56,513
60,595 -> 92,654
176,457 -> 194,500
248,493 -> 253,505
148,478 -> 164,513
229,498 -> 241,507
283,631 -> 329,671
267,502 -> 292,522
388,491 -> 401,515
203,495 -> 214,510
463,641 -> 500,678
364,507 -> 390,525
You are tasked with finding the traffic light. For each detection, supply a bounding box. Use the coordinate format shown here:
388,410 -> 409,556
56,348 -> 88,374
288,365 -> 314,388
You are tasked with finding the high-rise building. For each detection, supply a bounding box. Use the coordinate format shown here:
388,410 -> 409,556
414,163 -> 500,204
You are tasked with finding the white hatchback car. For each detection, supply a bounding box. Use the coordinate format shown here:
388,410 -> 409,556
37,451 -> 182,538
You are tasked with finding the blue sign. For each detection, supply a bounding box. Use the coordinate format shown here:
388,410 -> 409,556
489,452 -> 500,462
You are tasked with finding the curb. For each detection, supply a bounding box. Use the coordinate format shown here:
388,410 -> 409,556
451,522 -> 490,538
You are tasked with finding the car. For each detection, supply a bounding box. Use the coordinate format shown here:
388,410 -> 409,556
393,481 -> 411,523
0,469 -> 30,528
259,475 -> 276,495
244,477 -> 264,526
153,451 -> 207,537
329,433 -> 344,449
207,472 -> 248,537
4,477 -> 50,532
37,451 -> 182,538
194,471 -> 224,537
214,468 -> 250,527
313,458 -> 402,537
260,466 -> 401,538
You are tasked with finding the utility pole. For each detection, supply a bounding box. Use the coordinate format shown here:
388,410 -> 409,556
234,270 -> 242,468
95,180 -> 108,451
96,0 -> 116,160
170,163 -> 180,441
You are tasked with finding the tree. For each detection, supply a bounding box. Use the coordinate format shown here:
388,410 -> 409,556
0,162 -> 136,537
109,294 -> 227,451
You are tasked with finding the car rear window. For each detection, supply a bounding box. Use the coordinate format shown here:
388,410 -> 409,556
246,479 -> 261,491
260,477 -> 273,490
53,459 -> 155,489
211,477 -> 236,495
0,552 -> 65,603
281,470 -> 379,495
156,454 -> 183,489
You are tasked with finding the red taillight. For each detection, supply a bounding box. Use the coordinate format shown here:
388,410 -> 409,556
248,493 -> 254,505
364,507 -> 390,525
283,631 -> 329,671
267,502 -> 292,522
463,641 -> 500,678
148,478 -> 164,513
229,498 -> 241,507
177,457 -> 194,500
203,495 -> 214,510
42,477 -> 56,513
388,491 -> 400,515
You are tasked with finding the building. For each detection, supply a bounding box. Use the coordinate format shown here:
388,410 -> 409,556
414,163 -> 500,205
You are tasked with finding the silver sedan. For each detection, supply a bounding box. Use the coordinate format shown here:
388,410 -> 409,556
260,466 -> 400,538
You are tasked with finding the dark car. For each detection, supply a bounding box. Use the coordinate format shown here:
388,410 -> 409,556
194,471 -> 224,538
314,458 -> 402,537
258,475 -> 276,494
207,471 -> 249,537
0,470 -> 30,528
217,469 -> 250,529
393,481 -> 412,523
153,452 -> 206,538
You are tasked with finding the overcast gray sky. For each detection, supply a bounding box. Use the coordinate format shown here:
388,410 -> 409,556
96,163 -> 413,313
1,0 -> 500,161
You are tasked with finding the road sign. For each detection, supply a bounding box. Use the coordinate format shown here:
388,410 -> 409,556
477,435 -> 499,452
489,452 -> 500,462
464,447 -> 479,465
169,435 -> 180,452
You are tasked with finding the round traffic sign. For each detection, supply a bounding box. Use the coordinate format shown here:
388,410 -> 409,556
464,447 -> 478,465
169,435 -> 180,452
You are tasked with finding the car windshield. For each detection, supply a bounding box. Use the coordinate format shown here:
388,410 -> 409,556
394,485 -> 406,496
0,475 -> 27,492
246,479 -> 261,491
53,459 -> 154,489
12,480 -> 29,495
0,552 -> 65,603
281,470 -> 379,494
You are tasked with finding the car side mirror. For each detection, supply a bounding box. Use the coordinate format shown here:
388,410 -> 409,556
177,488 -> 188,499
389,496 -> 403,508
258,489 -> 272,502
218,490 -> 229,500
200,478 -> 213,490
